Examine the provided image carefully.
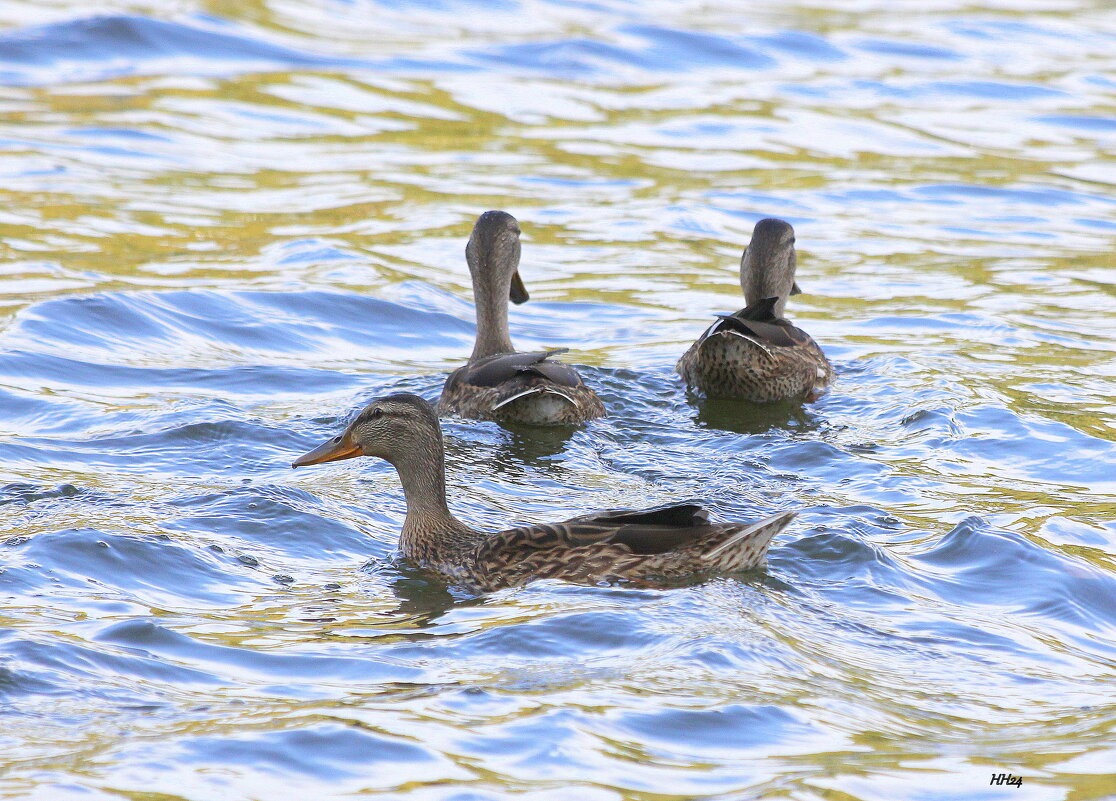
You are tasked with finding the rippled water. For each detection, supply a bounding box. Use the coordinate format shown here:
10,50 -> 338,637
2,1 -> 1115,799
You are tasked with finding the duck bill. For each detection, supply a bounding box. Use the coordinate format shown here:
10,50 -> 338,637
292,434 -> 361,468
509,270 -> 529,304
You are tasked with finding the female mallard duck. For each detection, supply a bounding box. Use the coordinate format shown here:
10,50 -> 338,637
676,218 -> 833,403
293,393 -> 795,592
438,210 -> 605,425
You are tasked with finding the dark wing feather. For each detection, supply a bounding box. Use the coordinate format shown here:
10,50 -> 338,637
475,503 -> 714,563
736,296 -> 781,322
569,502 -> 709,528
460,349 -> 572,387
608,523 -> 716,554
700,297 -> 810,347
715,317 -> 805,347
520,359 -> 582,387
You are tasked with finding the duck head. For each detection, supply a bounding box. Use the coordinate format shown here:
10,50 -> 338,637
468,210 -> 528,305
292,393 -> 441,469
739,218 -> 800,319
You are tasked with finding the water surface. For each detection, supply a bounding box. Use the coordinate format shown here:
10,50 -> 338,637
1,1 -> 1115,799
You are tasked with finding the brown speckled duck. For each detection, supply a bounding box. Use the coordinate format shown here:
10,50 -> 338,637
293,393 -> 795,592
677,218 -> 833,402
438,210 -> 605,425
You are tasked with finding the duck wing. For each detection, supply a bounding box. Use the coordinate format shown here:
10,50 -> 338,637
453,348 -> 581,388
566,502 -> 710,530
699,297 -> 810,348
475,502 -> 716,561
470,506 -> 797,588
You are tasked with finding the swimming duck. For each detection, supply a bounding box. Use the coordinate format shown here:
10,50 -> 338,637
293,393 -> 795,592
676,218 -> 833,403
438,210 -> 605,425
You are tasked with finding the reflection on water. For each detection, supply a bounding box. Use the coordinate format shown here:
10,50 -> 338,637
691,395 -> 820,436
492,421 -> 580,463
1,0 -> 1115,798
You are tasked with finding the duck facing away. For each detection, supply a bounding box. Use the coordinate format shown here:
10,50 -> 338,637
293,393 -> 795,593
676,218 -> 833,403
438,210 -> 605,426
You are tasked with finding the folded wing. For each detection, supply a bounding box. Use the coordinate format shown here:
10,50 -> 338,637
699,296 -> 810,348
453,348 -> 582,389
475,502 -> 717,561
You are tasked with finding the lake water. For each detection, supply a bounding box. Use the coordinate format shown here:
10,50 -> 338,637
1,1 -> 1115,799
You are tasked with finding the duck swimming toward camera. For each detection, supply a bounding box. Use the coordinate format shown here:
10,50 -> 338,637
438,210 -> 605,425
293,393 -> 795,592
677,218 -> 833,402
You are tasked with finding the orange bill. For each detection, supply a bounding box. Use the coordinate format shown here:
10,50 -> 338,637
292,434 -> 361,468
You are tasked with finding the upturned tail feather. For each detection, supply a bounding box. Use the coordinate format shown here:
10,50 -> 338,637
702,510 -> 797,560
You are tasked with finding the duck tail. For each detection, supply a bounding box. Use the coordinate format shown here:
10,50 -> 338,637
701,510 -> 797,570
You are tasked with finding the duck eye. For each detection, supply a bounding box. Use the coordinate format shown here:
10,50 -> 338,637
371,408 -> 383,420
332,436 -> 341,443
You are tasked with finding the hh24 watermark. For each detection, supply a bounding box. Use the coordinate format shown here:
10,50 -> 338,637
990,773 -> 1023,787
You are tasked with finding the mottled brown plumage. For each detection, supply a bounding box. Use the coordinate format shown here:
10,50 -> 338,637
677,218 -> 833,402
293,393 -> 795,593
438,210 -> 604,425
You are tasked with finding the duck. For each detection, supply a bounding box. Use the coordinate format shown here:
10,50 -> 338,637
438,210 -> 605,425
292,393 -> 796,593
676,218 -> 833,403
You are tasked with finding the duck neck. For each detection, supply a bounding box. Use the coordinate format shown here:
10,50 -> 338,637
470,274 -> 515,360
392,437 -> 464,559
741,248 -> 795,318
